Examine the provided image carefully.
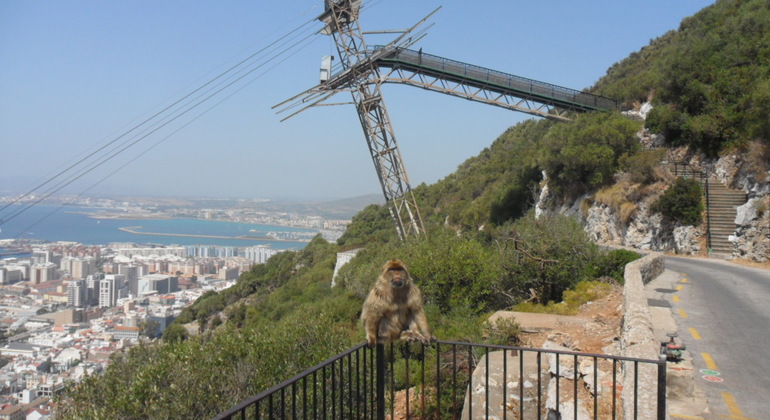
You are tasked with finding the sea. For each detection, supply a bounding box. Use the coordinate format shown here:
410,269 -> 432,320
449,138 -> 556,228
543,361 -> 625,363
0,205 -> 313,251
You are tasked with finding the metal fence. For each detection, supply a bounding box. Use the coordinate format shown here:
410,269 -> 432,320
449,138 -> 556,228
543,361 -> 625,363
667,161 -> 712,249
214,340 -> 665,420
373,46 -> 618,113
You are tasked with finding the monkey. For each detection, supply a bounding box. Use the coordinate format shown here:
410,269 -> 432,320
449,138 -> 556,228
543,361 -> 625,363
361,259 -> 436,347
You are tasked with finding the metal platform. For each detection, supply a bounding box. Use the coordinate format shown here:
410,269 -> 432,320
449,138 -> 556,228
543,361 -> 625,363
373,46 -> 617,120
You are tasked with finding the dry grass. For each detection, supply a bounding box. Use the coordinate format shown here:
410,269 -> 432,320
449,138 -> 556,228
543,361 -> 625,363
619,202 -> 638,224
744,141 -> 770,182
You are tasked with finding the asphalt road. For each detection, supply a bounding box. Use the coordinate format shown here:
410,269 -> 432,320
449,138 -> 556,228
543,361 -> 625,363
663,256 -> 770,420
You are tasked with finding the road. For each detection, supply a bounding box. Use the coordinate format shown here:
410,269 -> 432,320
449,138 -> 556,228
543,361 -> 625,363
660,256 -> 770,420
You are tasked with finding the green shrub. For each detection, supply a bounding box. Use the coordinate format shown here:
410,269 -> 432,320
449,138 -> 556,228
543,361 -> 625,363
497,214 -> 601,305
593,249 -> 641,283
482,316 -> 522,345
619,149 -> 666,184
539,112 -> 641,193
512,280 -> 615,315
651,177 -> 704,225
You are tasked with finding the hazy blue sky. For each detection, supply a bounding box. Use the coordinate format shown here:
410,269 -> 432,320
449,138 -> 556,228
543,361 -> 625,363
1,0 -> 714,201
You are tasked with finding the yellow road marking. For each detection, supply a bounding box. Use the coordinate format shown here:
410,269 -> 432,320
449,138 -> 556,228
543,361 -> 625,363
679,309 -> 688,318
702,352 -> 718,370
721,392 -> 757,420
689,328 -> 702,340
673,295 -> 680,303
677,285 -> 684,291
681,278 -> 688,283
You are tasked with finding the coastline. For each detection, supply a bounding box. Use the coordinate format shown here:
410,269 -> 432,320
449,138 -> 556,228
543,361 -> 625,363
73,211 -> 172,221
117,227 -> 311,243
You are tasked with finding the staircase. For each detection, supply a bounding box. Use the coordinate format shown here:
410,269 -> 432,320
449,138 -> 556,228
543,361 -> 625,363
705,181 -> 747,254
667,162 -> 747,256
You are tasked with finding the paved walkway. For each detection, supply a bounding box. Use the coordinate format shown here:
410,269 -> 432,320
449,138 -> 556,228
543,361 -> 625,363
646,268 -> 711,418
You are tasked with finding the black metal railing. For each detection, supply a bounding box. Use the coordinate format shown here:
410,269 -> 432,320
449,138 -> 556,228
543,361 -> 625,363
371,46 -> 618,113
214,340 -> 665,420
668,161 -> 712,249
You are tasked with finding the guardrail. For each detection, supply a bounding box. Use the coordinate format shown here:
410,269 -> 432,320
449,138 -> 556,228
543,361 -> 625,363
214,340 -> 665,419
372,46 -> 617,113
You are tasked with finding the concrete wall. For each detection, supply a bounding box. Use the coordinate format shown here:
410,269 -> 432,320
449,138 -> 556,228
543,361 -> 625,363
621,252 -> 664,420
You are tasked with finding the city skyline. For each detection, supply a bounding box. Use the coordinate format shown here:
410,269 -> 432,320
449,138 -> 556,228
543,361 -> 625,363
1,1 -> 714,201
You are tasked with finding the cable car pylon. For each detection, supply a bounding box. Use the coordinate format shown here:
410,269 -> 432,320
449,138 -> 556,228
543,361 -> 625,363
275,0 -> 436,240
274,1 -> 617,240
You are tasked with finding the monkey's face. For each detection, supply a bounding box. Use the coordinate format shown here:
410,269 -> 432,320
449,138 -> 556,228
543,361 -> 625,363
388,268 -> 406,288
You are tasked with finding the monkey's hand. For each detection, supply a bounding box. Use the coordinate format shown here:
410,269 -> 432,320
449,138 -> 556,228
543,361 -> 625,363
366,335 -> 377,348
400,330 -> 429,344
417,334 -> 437,345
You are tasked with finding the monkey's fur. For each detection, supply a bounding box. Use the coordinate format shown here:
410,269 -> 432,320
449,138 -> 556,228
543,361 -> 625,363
361,259 -> 435,346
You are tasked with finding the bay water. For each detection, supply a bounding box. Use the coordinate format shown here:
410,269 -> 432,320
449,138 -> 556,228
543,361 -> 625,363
0,205 -> 312,249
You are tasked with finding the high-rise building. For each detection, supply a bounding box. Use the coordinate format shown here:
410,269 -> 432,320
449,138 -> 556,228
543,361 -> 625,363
244,246 -> 280,264
120,264 -> 141,298
30,262 -> 57,284
98,274 -> 125,308
72,256 -> 96,279
137,274 -> 179,296
67,279 -> 86,307
86,273 -> 104,305
32,249 -> 53,265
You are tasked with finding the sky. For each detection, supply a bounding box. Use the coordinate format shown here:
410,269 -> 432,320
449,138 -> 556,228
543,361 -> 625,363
0,0 -> 715,201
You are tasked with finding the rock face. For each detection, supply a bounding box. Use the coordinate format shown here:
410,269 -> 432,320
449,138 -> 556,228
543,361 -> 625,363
461,350 -> 548,419
734,196 -> 770,261
532,104 -> 768,260
581,200 -> 701,255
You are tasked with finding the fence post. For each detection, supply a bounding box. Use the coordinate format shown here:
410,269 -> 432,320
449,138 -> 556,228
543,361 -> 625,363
657,356 -> 667,420
376,344 -> 385,420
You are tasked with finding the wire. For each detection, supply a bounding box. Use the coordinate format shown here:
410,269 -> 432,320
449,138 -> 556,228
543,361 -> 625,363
0,13 -> 322,227
13,32 -> 324,240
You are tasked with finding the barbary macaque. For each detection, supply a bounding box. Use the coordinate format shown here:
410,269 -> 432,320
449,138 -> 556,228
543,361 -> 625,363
361,259 -> 436,346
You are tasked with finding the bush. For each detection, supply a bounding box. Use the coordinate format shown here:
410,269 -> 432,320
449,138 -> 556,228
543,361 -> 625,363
619,149 -> 666,184
651,177 -> 704,225
496,214 -> 601,305
593,249 -> 641,283
512,280 -> 615,315
539,112 -> 641,193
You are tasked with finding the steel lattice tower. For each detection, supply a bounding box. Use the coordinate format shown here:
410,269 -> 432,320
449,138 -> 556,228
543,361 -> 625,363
319,0 -> 424,240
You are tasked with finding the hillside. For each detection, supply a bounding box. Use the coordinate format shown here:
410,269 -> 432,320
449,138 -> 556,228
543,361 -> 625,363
55,1 -> 770,418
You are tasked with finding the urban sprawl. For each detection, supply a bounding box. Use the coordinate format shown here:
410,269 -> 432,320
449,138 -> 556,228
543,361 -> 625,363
0,196 -> 351,418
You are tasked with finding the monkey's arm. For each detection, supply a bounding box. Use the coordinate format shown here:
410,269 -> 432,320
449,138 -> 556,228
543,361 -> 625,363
404,288 -> 436,343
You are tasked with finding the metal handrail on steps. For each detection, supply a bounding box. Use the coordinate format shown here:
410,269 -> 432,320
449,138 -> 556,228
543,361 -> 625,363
667,161 -> 712,250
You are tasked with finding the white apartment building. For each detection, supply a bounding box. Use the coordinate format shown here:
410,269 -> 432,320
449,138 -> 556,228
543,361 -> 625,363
98,274 -> 125,308
67,279 -> 86,307
29,263 -> 57,285
61,256 -> 96,279
244,246 -> 280,264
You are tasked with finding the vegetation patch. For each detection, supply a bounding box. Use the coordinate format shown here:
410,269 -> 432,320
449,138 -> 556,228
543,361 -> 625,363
512,280 -> 616,315
651,177 -> 704,226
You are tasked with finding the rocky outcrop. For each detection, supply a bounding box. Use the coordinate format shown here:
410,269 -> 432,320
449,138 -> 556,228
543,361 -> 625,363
733,195 -> 770,261
533,100 -> 768,260
582,200 -> 701,255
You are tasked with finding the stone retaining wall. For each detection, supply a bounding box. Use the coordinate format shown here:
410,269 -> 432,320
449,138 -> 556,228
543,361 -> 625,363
621,252 -> 664,420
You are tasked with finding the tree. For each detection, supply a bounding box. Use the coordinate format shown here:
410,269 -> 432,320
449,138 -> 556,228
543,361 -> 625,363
540,112 -> 641,194
163,323 -> 190,341
651,178 -> 703,226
